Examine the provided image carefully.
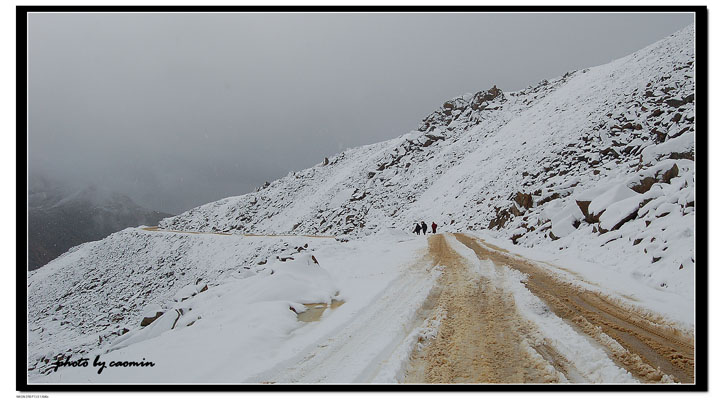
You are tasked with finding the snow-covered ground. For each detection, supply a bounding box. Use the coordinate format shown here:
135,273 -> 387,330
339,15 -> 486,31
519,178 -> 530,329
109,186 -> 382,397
26,25 -> 697,384
31,230 -> 439,383
31,228 -> 694,384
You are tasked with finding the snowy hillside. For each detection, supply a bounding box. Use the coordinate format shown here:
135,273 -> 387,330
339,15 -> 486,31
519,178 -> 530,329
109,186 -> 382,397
162,25 -> 695,299
27,228 -> 343,375
27,25 -> 697,384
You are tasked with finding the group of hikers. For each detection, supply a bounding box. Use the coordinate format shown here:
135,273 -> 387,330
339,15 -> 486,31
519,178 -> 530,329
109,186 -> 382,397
412,221 -> 437,235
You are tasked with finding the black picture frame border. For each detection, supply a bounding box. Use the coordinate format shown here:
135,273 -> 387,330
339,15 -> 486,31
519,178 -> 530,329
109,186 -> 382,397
16,4 -> 709,393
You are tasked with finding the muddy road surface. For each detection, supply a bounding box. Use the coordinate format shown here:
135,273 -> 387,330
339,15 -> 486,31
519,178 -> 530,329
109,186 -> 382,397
405,234 -> 560,383
405,234 -> 694,384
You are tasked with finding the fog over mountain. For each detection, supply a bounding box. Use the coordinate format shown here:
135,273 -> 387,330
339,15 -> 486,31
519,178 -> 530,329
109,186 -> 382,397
28,174 -> 171,270
27,12 -> 693,214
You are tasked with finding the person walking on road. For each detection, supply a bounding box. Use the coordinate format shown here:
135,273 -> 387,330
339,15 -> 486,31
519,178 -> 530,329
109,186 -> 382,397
413,223 -> 422,235
431,222 -> 438,234
421,221 -> 428,235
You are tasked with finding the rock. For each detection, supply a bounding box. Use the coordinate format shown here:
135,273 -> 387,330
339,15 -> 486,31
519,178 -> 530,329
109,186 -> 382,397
515,192 -> 533,209
575,200 -> 591,219
631,177 -> 657,193
601,147 -> 620,158
666,94 -> 694,108
670,151 -> 694,160
539,192 -> 560,205
631,163 -> 678,193
471,85 -> 504,110
351,190 -> 367,201
488,208 -> 511,230
140,311 -> 163,327
651,127 -> 667,143
609,209 -> 639,232
322,157 -> 329,166
575,200 -> 603,224
671,126 -> 690,139
662,163 -> 679,183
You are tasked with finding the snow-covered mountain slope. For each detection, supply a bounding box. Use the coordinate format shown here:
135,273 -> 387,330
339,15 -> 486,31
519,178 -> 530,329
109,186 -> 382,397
27,228 -> 340,375
32,232 -> 439,383
27,25 -> 697,382
162,25 -> 695,297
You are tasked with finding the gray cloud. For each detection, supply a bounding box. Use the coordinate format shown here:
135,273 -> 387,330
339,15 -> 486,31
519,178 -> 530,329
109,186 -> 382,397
27,12 -> 693,213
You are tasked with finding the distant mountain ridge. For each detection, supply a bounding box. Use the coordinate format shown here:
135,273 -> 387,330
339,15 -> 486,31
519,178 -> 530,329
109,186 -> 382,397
28,179 -> 172,270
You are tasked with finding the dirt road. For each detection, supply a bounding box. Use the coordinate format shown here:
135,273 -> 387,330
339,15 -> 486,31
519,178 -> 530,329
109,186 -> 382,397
405,234 -> 560,383
453,233 -> 694,383
141,226 -> 335,238
406,233 -> 694,384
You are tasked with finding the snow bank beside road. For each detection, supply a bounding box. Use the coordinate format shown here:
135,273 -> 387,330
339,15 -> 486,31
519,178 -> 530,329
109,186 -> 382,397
31,230 -> 433,383
472,231 -> 694,329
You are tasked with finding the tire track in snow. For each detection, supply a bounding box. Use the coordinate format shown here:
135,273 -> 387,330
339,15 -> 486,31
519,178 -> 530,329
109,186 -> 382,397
244,248 -> 441,383
404,234 -> 563,383
454,233 -> 694,384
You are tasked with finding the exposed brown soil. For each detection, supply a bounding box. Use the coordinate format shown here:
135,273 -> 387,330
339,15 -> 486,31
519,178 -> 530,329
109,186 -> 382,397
454,233 -> 695,384
296,300 -> 346,322
405,234 -> 562,383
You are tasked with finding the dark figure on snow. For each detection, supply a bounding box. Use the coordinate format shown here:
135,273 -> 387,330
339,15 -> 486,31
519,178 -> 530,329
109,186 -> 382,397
421,221 -> 428,235
431,222 -> 437,234
413,223 -> 422,235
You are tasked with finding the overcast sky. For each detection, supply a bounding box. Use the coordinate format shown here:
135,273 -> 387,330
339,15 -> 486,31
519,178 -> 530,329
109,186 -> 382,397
27,12 -> 694,213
